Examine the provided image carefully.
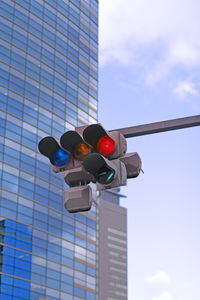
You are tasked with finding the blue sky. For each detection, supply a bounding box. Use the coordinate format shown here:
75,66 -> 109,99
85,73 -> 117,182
98,1 -> 200,299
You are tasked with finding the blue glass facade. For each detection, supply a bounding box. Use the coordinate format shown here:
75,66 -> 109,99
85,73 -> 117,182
0,0 -> 98,299
0,220 -> 32,299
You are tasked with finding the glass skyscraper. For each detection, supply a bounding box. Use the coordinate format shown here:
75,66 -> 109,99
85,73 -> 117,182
0,0 -> 99,299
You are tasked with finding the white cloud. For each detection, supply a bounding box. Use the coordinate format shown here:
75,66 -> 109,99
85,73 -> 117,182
169,42 -> 199,66
153,291 -> 174,300
146,271 -> 170,285
145,58 -> 172,86
99,0 -> 200,83
173,81 -> 198,99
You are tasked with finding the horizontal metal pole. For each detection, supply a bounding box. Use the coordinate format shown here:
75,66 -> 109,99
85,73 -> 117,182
112,115 -> 200,138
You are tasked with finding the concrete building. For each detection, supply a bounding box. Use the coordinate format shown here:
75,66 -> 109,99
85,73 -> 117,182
97,190 -> 127,300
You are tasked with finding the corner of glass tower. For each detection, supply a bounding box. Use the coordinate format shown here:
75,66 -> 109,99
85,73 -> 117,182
0,0 -> 127,299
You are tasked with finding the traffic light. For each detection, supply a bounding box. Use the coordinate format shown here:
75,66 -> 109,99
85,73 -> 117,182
38,136 -> 73,173
82,153 -> 127,191
83,124 -> 127,159
60,130 -> 92,162
38,124 -> 142,213
120,152 -> 141,178
81,124 -> 129,190
63,185 -> 92,213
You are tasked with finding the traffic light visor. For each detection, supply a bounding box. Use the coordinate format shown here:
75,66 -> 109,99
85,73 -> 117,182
38,136 -> 69,166
60,131 -> 92,161
83,124 -> 115,155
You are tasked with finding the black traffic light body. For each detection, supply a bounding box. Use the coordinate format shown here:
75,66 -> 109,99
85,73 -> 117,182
38,123 -> 142,213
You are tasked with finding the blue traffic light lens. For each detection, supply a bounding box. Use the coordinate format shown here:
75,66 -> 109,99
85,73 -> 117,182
52,148 -> 69,166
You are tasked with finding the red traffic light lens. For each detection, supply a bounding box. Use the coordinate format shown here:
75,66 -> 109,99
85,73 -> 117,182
97,135 -> 115,155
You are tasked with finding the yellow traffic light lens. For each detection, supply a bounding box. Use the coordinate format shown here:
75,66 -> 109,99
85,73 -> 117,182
74,142 -> 92,160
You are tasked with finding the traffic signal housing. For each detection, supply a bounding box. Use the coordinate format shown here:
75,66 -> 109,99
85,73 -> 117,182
64,185 -> 92,213
60,130 -> 92,161
81,124 -> 133,191
38,133 -> 94,213
82,153 -> 127,191
38,123 -> 142,213
83,124 -> 127,159
38,136 -> 74,173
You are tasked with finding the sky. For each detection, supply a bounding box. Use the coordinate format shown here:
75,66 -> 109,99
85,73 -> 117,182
98,1 -> 200,299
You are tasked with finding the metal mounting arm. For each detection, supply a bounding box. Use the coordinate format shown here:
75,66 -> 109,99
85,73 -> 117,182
112,115 -> 200,138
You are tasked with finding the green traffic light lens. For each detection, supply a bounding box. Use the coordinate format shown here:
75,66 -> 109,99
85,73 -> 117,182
106,171 -> 115,182
52,148 -> 69,167
97,166 -> 115,184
